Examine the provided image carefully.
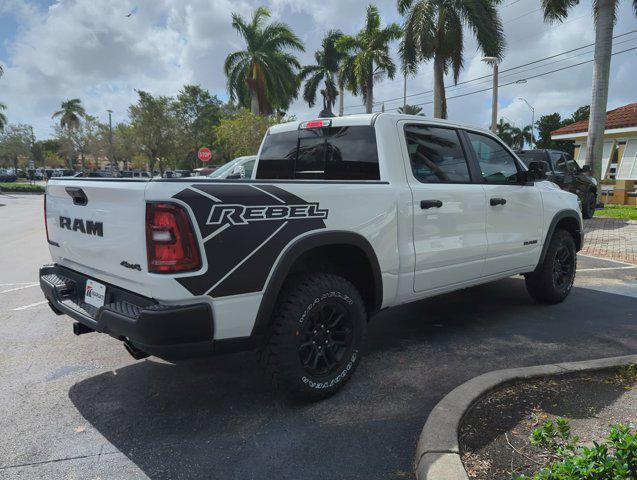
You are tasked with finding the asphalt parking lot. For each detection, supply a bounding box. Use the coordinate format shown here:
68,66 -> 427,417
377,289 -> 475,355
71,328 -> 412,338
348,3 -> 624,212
1,193 -> 636,480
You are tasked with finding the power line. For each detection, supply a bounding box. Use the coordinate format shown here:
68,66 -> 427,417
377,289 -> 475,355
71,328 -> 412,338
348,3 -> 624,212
386,45 -> 637,110
343,29 -> 637,111
375,34 -> 637,109
345,9 -> 596,105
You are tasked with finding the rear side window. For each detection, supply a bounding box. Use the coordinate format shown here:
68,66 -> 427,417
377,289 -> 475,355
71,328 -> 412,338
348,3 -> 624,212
256,126 -> 380,180
404,125 -> 471,183
517,151 -> 547,166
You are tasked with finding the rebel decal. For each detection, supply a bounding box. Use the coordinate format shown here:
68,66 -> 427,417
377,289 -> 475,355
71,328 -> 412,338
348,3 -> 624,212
172,184 -> 328,297
206,203 -> 328,226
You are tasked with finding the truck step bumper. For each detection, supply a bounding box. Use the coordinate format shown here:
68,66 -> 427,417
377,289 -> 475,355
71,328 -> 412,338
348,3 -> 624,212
39,264 -> 216,360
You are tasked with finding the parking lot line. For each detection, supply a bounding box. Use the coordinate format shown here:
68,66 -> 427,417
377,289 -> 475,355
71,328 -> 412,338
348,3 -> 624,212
578,266 -> 637,272
579,253 -> 636,267
12,300 -> 48,311
0,283 -> 39,294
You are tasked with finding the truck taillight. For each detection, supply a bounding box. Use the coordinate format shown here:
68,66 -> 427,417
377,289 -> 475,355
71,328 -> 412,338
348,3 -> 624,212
146,203 -> 201,273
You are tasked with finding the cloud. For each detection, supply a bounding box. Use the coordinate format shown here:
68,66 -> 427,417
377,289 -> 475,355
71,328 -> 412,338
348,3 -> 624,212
0,0 -> 635,139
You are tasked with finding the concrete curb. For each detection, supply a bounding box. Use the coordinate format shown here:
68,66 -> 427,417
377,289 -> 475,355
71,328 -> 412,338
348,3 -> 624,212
415,354 -> 637,480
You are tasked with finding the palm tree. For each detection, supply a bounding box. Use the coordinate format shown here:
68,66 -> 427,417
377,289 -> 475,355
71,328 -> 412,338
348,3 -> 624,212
336,5 -> 402,114
496,118 -> 513,146
510,125 -> 533,150
300,30 -> 344,117
398,0 -> 505,119
541,0 -> 635,179
398,104 -> 425,115
0,102 -> 7,131
52,99 -> 86,130
337,51 -> 357,116
225,7 -> 304,115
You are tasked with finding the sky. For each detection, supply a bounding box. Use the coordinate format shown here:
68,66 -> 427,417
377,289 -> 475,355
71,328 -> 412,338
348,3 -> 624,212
0,0 -> 636,140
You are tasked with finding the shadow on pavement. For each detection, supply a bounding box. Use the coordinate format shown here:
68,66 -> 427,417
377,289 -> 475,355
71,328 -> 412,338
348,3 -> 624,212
69,278 -> 637,480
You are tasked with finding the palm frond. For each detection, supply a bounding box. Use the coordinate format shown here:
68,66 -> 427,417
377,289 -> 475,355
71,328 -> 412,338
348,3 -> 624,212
541,0 -> 580,22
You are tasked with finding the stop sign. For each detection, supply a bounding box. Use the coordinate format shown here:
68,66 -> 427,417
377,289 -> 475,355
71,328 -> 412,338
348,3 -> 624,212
198,147 -> 212,162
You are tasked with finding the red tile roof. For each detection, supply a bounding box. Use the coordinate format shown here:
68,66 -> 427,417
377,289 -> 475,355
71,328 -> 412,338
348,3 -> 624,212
551,103 -> 637,136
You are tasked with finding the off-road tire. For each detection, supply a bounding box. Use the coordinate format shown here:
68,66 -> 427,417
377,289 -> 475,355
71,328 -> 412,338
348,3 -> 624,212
582,189 -> 596,219
258,272 -> 367,401
525,229 -> 577,304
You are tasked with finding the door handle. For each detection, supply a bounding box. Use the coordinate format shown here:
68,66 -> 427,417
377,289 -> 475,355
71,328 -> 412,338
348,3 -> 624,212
421,199 -> 443,209
490,197 -> 506,206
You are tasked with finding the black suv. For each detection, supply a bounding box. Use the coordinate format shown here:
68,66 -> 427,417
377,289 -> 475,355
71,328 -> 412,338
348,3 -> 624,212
517,149 -> 598,218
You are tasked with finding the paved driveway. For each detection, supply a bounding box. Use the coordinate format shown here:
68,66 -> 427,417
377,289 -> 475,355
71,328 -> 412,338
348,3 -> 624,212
1,194 -> 636,480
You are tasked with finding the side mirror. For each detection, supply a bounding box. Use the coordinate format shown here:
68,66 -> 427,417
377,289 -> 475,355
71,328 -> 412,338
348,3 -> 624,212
581,164 -> 591,173
527,161 -> 548,181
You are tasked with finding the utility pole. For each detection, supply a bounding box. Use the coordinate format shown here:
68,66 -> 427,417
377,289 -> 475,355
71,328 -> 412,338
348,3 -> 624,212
107,109 -> 114,171
482,57 -> 499,133
518,97 -> 535,148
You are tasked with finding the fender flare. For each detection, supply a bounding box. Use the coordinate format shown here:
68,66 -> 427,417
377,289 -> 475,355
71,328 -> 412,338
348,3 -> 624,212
538,209 -> 583,266
251,231 -> 383,338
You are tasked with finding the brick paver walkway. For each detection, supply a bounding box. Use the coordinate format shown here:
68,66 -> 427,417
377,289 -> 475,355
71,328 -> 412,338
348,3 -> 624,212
581,217 -> 637,264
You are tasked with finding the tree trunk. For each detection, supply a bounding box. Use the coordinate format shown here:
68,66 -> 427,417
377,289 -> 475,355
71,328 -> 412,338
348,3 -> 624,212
433,55 -> 447,119
585,0 -> 614,181
338,84 -> 344,117
365,76 -> 374,114
250,88 -> 260,115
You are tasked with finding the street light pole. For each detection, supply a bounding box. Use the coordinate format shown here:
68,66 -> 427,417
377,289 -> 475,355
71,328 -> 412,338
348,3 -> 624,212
482,57 -> 499,134
518,97 -> 535,148
107,109 -> 114,171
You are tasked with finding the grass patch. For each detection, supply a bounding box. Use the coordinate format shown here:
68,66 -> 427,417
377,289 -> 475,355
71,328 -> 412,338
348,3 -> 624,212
594,204 -> 637,220
0,182 -> 44,193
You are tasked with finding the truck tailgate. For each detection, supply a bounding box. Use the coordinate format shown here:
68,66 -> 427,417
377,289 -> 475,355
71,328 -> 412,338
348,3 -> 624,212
45,179 -> 151,296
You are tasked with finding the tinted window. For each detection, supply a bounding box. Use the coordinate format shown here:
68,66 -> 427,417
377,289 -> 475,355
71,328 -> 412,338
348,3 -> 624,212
243,159 -> 255,178
405,125 -> 471,183
257,130 -> 297,179
517,151 -> 547,166
256,126 -> 379,180
554,155 -> 568,173
564,154 -> 579,173
325,126 -> 379,180
468,132 -> 520,184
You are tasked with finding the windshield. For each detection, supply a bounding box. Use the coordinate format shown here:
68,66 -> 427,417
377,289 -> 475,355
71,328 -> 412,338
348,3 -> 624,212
208,159 -> 239,178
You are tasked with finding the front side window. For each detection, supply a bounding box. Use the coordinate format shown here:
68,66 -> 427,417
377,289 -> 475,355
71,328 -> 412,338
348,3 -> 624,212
256,126 -> 379,180
468,132 -> 520,184
404,125 -> 471,183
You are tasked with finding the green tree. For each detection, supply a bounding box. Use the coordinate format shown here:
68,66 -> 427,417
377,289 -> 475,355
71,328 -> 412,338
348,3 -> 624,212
0,124 -> 34,172
397,104 -> 425,115
52,99 -> 86,130
570,105 -> 590,123
129,90 -> 178,174
398,0 -> 505,119
0,102 -> 7,131
542,0 -> 636,178
224,7 -> 304,115
55,115 -> 101,170
336,5 -> 402,114
534,112 -> 575,154
52,98 -> 87,168
300,30 -> 344,117
110,123 -> 139,170
496,118 -> 514,147
214,110 -> 282,162
510,124 -> 534,150
174,85 -> 223,168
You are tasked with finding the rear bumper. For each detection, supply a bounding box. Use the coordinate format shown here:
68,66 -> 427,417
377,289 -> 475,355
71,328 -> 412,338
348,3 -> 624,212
39,264 -> 218,360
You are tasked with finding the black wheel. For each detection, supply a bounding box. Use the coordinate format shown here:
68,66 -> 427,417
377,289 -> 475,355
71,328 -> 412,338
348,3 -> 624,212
259,272 -> 366,400
582,189 -> 596,219
525,229 -> 577,304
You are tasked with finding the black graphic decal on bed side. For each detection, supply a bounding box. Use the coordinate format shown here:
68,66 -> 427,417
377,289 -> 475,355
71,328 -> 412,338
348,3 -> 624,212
172,184 -> 327,297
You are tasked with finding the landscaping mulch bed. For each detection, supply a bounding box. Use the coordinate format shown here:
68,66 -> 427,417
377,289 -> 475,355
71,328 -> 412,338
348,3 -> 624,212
459,367 -> 637,480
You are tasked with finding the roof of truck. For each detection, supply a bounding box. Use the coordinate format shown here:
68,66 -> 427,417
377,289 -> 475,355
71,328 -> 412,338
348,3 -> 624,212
268,113 -> 491,135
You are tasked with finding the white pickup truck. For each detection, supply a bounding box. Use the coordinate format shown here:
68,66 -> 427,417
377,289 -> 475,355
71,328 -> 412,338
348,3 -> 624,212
40,114 -> 583,399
